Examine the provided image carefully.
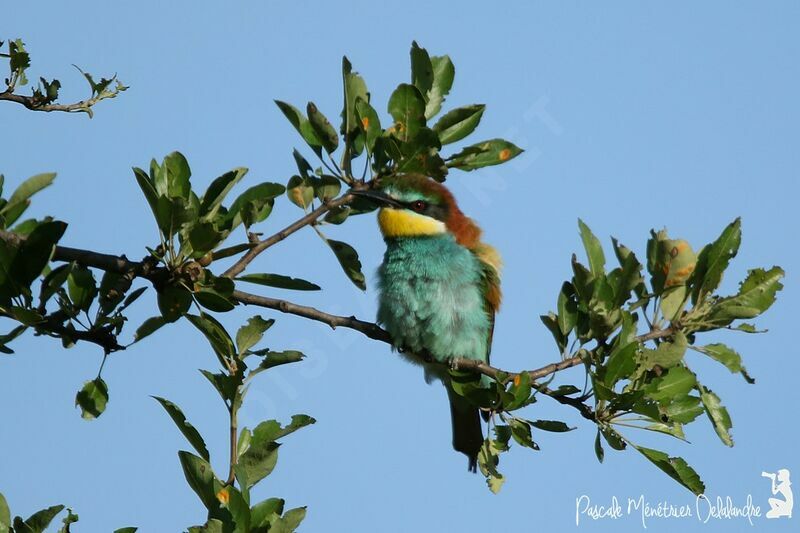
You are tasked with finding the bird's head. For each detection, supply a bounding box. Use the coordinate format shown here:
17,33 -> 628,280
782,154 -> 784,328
352,174 -> 481,246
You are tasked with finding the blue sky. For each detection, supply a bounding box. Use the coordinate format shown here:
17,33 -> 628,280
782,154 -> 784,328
2,2 -> 798,531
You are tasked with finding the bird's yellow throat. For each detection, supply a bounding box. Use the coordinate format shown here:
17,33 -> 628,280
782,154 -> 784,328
378,208 -> 447,238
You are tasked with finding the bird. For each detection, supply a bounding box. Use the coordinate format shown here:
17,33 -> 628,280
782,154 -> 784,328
353,173 -> 502,471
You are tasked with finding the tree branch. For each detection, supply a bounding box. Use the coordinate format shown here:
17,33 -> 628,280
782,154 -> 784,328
0,84 -> 126,116
0,228 -> 675,420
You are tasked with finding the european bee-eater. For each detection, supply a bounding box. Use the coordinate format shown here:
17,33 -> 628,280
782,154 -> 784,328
354,174 -> 502,471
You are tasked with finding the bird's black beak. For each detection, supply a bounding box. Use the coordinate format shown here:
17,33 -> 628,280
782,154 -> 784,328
350,189 -> 404,209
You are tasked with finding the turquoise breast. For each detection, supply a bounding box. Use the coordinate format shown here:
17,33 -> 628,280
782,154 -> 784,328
376,234 -> 490,365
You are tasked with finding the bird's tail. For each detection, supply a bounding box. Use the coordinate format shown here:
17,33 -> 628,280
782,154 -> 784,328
446,386 -> 484,472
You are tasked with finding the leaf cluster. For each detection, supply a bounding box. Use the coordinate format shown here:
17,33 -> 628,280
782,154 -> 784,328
1,38 -> 127,116
155,313 -> 313,532
454,218 -> 783,494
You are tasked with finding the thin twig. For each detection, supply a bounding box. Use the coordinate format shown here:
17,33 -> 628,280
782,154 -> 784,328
221,193 -> 355,279
0,90 -> 115,114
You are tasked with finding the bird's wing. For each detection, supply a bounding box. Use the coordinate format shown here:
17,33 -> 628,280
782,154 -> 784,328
472,242 -> 502,360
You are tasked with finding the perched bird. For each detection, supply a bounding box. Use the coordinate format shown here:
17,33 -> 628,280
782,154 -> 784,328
353,174 -> 502,471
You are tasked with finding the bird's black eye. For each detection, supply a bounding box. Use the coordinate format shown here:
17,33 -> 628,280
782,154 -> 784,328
410,200 -> 426,212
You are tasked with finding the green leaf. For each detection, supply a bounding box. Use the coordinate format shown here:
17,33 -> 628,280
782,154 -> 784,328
663,395 -> 704,424
237,428 -> 252,459
655,237 -> 697,291
0,492 -> 10,531
645,421 -> 687,441
659,285 -> 687,321
163,152 -> 192,200
75,378 -> 109,420
594,430 -> 604,463
199,370 -> 238,405
250,498 -> 285,529
1,173 -> 56,225
252,415 -> 315,442
570,255 -> 594,303
274,100 -> 323,157
132,167 -> 161,228
313,175 -> 341,202
708,266 -> 784,324
9,220 -> 67,288
323,205 -> 350,225
508,418 -> 537,449
531,419 -> 574,432
644,367 -> 696,403
187,519 -> 223,533
425,55 -> 455,119
599,425 -> 626,450
215,486 -> 251,533
307,103 -> 339,153
354,98 -> 381,152
603,342 -> 638,386
186,313 -> 236,365
556,282 -> 578,337
10,218 -> 44,236
392,127 -> 447,181
692,344 -> 754,383
446,139 -> 523,171
133,316 -> 166,343
98,271 -> 130,315
633,446 -> 705,495
270,507 -> 307,533
292,149 -> 313,180
637,331 -> 688,372
178,451 -> 220,510
154,195 -> 196,238
252,350 -> 305,371
35,77 -> 61,106
228,182 -> 284,229
152,396 -> 210,461
237,273 -> 321,292
730,323 -> 762,333
157,284 -> 192,323
477,440 -> 505,494
39,263 -> 72,308
285,176 -> 314,210
432,105 -> 485,145
692,218 -> 741,303
410,41 -> 434,97
112,528 -> 138,533
235,315 -> 275,354
67,265 -> 97,313
549,384 -> 581,396
236,441 -> 279,490
504,372 -> 532,411
16,505 -> 65,533
326,239 -> 365,290
387,84 -> 426,143
8,40 -> 30,84
539,312 -> 567,353
200,168 -> 248,219
340,57 -> 369,138
212,243 -> 254,261
9,307 -> 43,326
195,287 -> 236,313
577,219 -> 605,277
613,246 -> 644,305
699,385 -> 733,446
